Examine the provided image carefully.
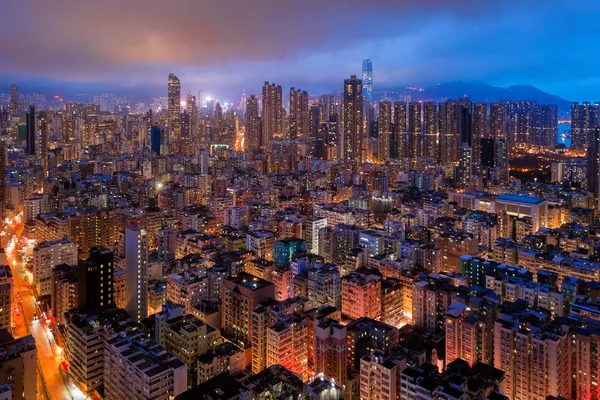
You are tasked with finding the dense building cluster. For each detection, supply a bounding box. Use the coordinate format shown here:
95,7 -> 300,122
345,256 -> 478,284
0,66 -> 598,400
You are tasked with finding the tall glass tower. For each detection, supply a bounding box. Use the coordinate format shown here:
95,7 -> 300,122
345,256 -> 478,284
362,59 -> 373,104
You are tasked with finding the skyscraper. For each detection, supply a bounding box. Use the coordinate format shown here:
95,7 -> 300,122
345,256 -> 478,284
423,101 -> 438,160
439,99 -> 471,165
124,227 -> 148,322
456,144 -> 472,188
246,95 -> 260,148
393,101 -> 407,159
472,103 -> 487,165
342,75 -> 363,162
262,82 -> 283,146
9,84 -> 18,115
362,59 -> 373,105
408,101 -> 422,169
587,128 -> 600,209
530,104 -> 558,147
0,142 -> 5,225
168,73 -> 181,136
78,248 -> 114,311
25,105 -> 35,156
151,126 -> 162,155
378,101 -> 392,163
39,111 -> 48,176
289,88 -> 309,140
489,102 -> 506,142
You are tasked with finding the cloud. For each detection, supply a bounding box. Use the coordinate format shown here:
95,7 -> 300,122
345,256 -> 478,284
1,0 -> 599,99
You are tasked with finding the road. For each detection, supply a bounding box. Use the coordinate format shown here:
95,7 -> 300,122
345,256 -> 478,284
5,216 -> 87,400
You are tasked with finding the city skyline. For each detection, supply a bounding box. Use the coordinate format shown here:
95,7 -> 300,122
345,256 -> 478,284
1,1 -> 600,100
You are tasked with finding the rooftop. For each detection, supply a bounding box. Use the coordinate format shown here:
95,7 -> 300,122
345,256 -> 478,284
496,193 -> 546,205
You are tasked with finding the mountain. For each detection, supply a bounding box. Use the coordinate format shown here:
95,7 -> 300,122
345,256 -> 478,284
381,82 -> 572,112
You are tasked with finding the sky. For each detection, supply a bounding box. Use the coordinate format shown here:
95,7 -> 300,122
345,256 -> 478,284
0,0 -> 599,102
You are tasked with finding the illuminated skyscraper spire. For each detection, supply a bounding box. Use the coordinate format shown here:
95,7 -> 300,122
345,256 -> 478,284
362,59 -> 373,104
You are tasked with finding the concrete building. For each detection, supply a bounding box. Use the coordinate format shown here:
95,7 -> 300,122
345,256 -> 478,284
197,341 -> 245,384
245,230 -> 276,260
303,217 -> 327,255
222,272 -> 274,348
166,269 -> 209,313
104,330 -> 187,399
0,330 -> 36,400
341,268 -> 382,320
0,266 -> 12,331
266,314 -> 309,380
314,318 -> 347,384
51,264 -> 78,326
495,193 -> 548,234
156,312 -> 220,369
124,226 -> 149,322
308,263 -> 341,310
64,308 -> 133,395
359,349 -> 407,400
33,238 -> 77,298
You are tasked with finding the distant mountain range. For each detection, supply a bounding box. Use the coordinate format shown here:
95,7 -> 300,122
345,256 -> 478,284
378,82 -> 572,112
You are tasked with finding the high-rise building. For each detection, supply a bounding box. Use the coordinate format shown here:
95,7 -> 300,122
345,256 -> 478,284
168,73 -> 181,136
439,99 -> 471,165
64,307 -> 132,395
472,103 -> 487,165
78,248 -> 114,311
221,272 -> 274,348
0,266 -> 12,331
245,95 -> 260,149
359,349 -> 406,400
393,101 -> 407,159
0,142 -> 5,225
0,330 -> 36,400
307,263 -> 341,310
408,101 -> 422,169
378,101 -> 392,163
489,102 -> 506,142
587,128 -> 600,209
314,318 -> 347,384
362,59 -> 373,105
289,88 -> 309,140
262,82 -> 283,146
303,217 -> 327,255
309,104 -> 320,138
25,105 -> 35,155
530,104 -> 558,147
342,75 -> 363,162
341,268 -> 382,320
445,303 -> 493,367
33,239 -> 78,298
494,307 -> 570,399
104,330 -> 187,399
422,101 -> 437,160
124,226 -> 149,322
266,314 -> 308,380
51,264 -> 78,326
150,125 -> 162,155
456,144 -> 472,188
156,312 -> 219,369
9,85 -> 18,116
39,111 -> 48,176
181,109 -> 190,138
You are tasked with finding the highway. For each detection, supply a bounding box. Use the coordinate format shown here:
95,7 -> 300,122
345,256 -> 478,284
4,216 -> 87,400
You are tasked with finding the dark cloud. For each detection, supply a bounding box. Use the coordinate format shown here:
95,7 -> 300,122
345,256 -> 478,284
0,0 -> 599,100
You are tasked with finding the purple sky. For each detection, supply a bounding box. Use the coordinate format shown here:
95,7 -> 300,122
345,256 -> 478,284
1,0 -> 599,101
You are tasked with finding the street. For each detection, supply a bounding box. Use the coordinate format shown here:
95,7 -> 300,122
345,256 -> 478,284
4,216 -> 87,400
